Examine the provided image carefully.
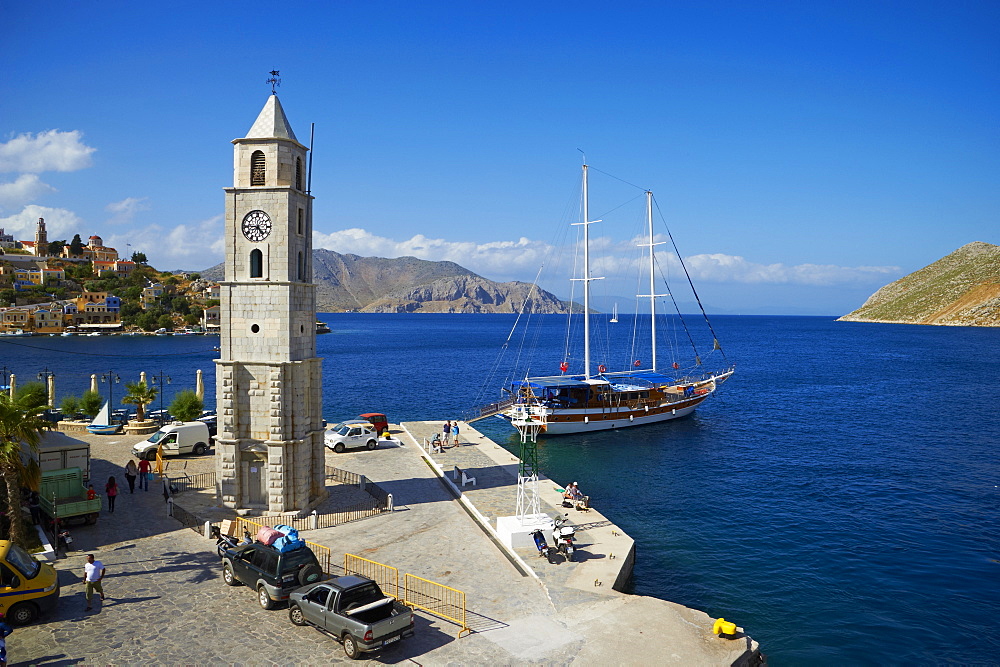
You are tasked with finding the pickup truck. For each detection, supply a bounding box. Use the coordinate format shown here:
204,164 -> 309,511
288,576 -> 415,659
38,467 -> 101,526
221,540 -> 324,610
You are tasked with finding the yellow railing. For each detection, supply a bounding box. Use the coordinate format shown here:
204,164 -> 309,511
344,554 -> 399,599
403,573 -> 470,638
231,516 -> 332,574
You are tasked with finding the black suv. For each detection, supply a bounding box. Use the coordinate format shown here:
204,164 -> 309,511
221,542 -> 324,609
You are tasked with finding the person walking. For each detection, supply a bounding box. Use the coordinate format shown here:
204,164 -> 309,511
124,459 -> 138,493
452,420 -> 460,446
83,553 -> 106,611
0,612 -> 12,667
137,457 -> 151,491
28,490 -> 41,525
105,477 -> 118,513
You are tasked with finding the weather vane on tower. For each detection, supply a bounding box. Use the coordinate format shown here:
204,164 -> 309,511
267,70 -> 281,95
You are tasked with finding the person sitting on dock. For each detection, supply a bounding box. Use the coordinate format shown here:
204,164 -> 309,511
430,432 -> 443,452
563,482 -> 588,510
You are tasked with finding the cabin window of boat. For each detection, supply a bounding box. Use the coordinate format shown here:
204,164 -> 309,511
5,544 -> 39,579
250,150 -> 266,186
250,249 -> 263,278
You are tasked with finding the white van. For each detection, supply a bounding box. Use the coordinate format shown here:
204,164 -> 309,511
132,422 -> 211,461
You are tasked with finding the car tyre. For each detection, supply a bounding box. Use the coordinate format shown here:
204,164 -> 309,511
193,442 -> 207,455
8,602 -> 37,625
84,512 -> 98,525
366,440 -> 377,450
223,563 -> 239,586
333,442 -> 345,454
298,563 -> 323,587
343,632 -> 362,660
145,451 -> 157,462
289,604 -> 307,626
258,585 -> 274,610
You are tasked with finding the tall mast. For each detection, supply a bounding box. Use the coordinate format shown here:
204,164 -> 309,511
647,190 -> 656,370
572,163 -> 602,380
637,190 -> 666,372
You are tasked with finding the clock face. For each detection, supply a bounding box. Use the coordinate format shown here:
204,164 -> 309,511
241,210 -> 272,242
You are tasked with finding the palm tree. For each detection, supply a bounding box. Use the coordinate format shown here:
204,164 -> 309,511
0,393 -> 49,546
121,381 -> 158,422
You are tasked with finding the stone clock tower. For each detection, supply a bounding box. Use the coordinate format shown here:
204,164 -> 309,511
215,93 -> 325,513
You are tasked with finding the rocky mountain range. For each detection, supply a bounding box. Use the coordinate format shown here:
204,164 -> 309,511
838,241 -> 1000,327
201,249 -> 576,314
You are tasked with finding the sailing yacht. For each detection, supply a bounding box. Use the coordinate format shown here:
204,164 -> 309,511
470,164 -> 734,438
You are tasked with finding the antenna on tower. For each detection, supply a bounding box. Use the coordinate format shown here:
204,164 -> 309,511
267,70 -> 281,95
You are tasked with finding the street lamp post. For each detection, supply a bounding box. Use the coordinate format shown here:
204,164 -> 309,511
100,370 -> 121,423
37,367 -> 56,410
151,371 -> 171,425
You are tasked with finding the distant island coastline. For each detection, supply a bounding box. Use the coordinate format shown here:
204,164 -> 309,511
202,249 -> 580,314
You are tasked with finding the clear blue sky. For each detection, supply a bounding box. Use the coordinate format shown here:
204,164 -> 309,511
2,1 -> 997,314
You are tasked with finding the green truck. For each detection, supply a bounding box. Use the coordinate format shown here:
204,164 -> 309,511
39,468 -> 101,526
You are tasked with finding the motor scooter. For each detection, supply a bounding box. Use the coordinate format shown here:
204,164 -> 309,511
553,515 -> 576,562
529,527 -> 559,564
212,526 -> 253,558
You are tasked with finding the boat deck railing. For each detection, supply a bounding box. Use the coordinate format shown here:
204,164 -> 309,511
464,395 -> 518,423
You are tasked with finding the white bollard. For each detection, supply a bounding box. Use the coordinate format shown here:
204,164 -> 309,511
204,521 -> 212,539
387,493 -> 394,512
310,510 -> 318,530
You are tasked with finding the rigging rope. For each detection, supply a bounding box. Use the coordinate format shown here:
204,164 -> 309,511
652,196 -> 728,363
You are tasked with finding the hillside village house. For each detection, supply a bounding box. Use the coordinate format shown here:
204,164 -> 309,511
94,259 -> 135,278
205,284 -> 221,300
0,228 -> 15,249
11,264 -> 65,289
142,282 -> 164,309
202,303 -> 220,330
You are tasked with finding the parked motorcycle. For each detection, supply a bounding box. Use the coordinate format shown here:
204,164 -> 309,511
56,526 -> 73,558
553,515 -> 576,562
212,526 -> 252,558
530,527 -> 558,564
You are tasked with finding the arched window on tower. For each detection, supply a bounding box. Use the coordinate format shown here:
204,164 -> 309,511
250,151 -> 266,186
295,157 -> 304,191
297,251 -> 304,281
250,249 -> 263,278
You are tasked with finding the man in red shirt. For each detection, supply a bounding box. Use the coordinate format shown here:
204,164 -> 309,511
136,458 -> 151,491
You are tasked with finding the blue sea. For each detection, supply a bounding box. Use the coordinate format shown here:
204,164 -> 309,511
3,314 -> 998,665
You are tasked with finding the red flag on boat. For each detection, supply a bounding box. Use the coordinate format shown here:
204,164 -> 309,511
559,361 -> 569,373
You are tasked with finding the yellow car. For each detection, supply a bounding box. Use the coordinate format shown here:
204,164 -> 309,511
0,540 -> 59,624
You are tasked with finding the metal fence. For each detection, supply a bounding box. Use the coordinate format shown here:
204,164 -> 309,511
325,465 -> 360,486
166,471 -> 217,494
403,573 -> 471,637
344,554 -> 399,599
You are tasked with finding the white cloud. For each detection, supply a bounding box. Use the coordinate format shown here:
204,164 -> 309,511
0,130 -> 96,173
105,215 -> 224,269
0,205 -> 82,239
105,197 -> 150,225
314,227 -> 899,287
681,253 -> 900,286
0,174 -> 56,209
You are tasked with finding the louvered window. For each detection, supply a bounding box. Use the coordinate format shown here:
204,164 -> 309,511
295,157 -> 303,191
250,151 -> 266,186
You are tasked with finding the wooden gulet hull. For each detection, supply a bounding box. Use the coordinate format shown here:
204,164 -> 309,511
500,372 -> 729,436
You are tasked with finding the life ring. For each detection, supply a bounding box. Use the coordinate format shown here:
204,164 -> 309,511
633,360 -> 641,367
559,361 -> 569,373
598,364 -> 607,374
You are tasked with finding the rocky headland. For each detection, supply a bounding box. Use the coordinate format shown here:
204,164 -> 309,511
839,241 -> 1000,327
202,248 -> 577,314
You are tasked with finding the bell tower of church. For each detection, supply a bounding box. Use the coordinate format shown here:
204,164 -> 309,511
215,93 -> 325,512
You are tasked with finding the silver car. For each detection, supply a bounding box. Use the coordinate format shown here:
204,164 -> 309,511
325,421 -> 378,453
